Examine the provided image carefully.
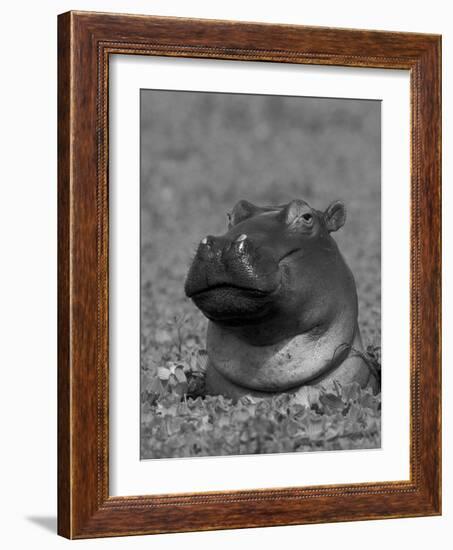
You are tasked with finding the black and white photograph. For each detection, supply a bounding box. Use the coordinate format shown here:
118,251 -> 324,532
140,90 -> 381,459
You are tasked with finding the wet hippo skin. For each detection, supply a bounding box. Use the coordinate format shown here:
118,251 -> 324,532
185,199 -> 378,400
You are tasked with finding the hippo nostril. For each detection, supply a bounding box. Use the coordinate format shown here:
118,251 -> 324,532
234,234 -> 248,253
198,236 -> 215,260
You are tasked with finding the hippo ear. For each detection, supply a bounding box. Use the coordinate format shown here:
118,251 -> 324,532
229,200 -> 259,227
324,201 -> 346,232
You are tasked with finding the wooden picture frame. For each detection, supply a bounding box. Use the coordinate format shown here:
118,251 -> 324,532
58,10 -> 441,539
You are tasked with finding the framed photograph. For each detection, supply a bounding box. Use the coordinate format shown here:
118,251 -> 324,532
58,11 -> 441,539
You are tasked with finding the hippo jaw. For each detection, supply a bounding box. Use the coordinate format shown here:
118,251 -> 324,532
186,282 -> 280,325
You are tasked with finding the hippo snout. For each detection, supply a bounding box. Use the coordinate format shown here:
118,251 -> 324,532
184,232 -> 280,324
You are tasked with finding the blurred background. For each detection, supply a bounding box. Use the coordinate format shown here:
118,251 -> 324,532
140,90 -> 380,372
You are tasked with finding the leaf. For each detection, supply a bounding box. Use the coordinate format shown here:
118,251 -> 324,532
190,349 -> 208,373
147,377 -> 166,396
285,419 -> 301,437
216,415 -> 231,428
172,382 -> 188,397
157,392 -> 181,409
332,380 -> 342,397
359,391 -> 379,412
239,395 -> 257,406
165,362 -> 177,375
341,382 -> 361,403
304,415 -> 325,440
232,408 -> 251,423
293,386 -> 321,409
292,388 -> 310,408
319,392 -> 345,413
165,416 -> 184,435
157,367 -> 170,381
174,367 -> 187,384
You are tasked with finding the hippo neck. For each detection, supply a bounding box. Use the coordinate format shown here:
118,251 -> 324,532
206,314 -> 365,393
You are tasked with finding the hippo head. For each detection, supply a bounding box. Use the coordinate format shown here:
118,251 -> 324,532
185,199 -> 352,346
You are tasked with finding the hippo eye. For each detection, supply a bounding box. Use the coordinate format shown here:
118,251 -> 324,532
301,213 -> 313,225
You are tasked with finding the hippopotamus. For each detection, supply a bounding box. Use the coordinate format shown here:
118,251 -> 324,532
184,198 -> 377,400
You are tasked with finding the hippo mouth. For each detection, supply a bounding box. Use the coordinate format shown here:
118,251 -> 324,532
188,282 -> 279,325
